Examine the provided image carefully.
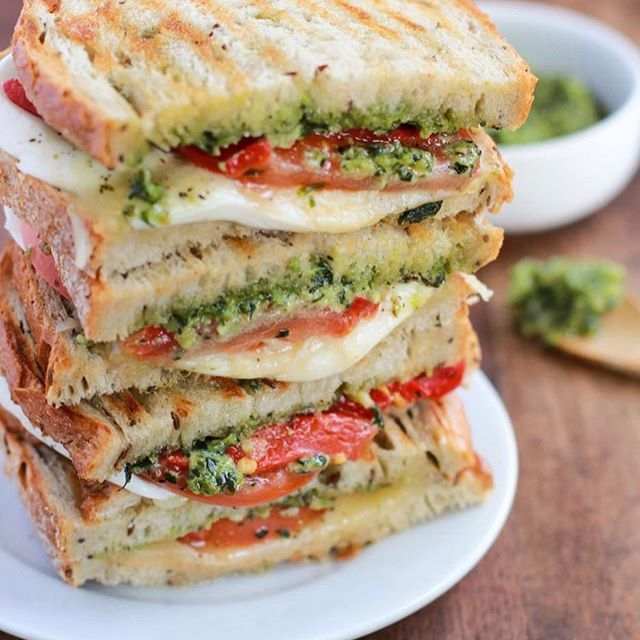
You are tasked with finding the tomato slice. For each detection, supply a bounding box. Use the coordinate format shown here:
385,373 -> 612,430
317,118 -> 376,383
19,222 -> 70,299
226,410 -> 378,474
305,126 -> 472,151
370,362 -> 465,409
179,506 -> 324,550
178,127 -> 476,190
146,468 -> 318,507
180,138 -> 273,179
214,296 -> 378,355
3,78 -> 39,117
122,325 -> 179,359
122,296 -> 379,361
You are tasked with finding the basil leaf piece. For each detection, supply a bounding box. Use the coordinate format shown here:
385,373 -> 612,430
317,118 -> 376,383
398,201 -> 443,225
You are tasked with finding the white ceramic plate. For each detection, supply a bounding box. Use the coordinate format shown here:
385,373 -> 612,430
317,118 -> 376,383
0,371 -> 517,640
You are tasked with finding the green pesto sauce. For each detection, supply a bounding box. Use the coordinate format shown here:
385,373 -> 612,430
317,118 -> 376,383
196,102 -> 465,154
508,257 -> 625,345
338,139 -> 479,185
133,423 -> 338,497
123,169 -> 168,227
186,447 -> 245,496
339,144 -> 433,183
491,75 -> 604,145
142,253 -> 452,350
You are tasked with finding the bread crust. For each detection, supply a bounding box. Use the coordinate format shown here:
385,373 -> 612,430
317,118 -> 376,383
453,0 -> 537,126
1,409 -> 78,583
0,250 -> 125,479
11,20 -> 143,168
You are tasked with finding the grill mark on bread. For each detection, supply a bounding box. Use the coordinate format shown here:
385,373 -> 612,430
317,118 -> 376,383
159,9 -> 248,83
371,3 -> 426,34
292,0 -> 379,45
334,1 -> 399,40
77,479 -> 120,523
57,14 -> 98,43
187,0 -> 276,80
367,0 -> 446,53
398,0 -> 454,33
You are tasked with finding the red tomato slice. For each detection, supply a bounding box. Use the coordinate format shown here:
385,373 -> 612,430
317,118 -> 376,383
214,296 -> 378,355
370,362 -> 465,409
122,297 -> 379,361
122,326 -> 179,359
3,79 -> 39,117
19,222 -> 70,299
178,127 -> 476,191
145,468 -> 318,507
179,506 -> 324,550
226,410 -> 378,474
158,451 -> 190,475
179,138 -> 273,178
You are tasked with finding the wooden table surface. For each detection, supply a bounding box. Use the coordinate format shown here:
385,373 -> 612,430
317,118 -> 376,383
0,1 -> 638,639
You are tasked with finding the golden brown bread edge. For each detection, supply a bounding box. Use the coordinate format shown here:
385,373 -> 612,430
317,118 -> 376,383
0,392 -> 493,587
11,0 -> 535,167
0,241 -> 482,480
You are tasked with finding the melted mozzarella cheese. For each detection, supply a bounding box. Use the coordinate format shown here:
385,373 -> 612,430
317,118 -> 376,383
176,282 -> 432,381
3,206 -> 25,250
0,56 -> 473,235
0,376 -> 178,502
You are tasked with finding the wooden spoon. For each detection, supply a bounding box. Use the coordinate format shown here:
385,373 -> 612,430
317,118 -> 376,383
556,297 -> 640,378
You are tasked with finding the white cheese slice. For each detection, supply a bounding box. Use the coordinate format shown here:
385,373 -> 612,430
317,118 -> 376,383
0,56 -> 474,236
176,281 -> 432,381
3,206 -> 25,250
0,376 -> 179,502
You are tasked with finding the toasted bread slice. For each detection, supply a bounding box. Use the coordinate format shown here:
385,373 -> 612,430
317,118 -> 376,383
12,0 -> 535,167
1,392 -> 492,586
2,208 -> 502,343
0,244 -> 480,480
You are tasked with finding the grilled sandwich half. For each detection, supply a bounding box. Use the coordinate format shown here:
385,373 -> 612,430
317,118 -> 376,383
1,391 -> 492,587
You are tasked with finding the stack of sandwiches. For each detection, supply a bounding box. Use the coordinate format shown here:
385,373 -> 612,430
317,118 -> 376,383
0,0 -> 534,586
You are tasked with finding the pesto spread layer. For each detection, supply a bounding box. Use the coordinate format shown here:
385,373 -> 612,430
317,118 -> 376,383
139,252 -> 451,350
194,103 -> 467,155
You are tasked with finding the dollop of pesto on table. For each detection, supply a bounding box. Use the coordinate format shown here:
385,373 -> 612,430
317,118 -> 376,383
491,76 -> 604,145
508,257 -> 625,344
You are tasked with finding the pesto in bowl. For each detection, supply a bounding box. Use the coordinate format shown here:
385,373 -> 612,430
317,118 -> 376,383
491,75 -> 605,145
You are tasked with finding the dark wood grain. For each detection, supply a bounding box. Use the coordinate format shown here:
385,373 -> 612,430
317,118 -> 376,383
0,1 -> 639,639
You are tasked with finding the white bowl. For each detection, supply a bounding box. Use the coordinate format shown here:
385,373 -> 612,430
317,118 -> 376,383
481,1 -> 640,234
